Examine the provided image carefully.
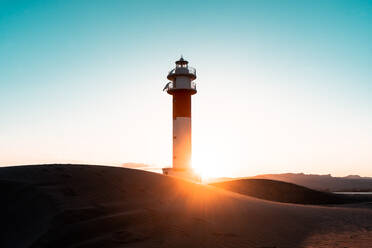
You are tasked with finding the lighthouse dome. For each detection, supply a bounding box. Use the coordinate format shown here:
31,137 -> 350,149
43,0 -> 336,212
167,56 -> 196,81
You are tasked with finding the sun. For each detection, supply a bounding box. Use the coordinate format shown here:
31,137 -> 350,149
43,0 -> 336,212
191,150 -> 226,181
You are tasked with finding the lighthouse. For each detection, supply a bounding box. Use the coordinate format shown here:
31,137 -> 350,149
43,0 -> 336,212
162,57 -> 200,182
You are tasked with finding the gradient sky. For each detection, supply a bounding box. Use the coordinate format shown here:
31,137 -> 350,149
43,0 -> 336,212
1,0 -> 372,178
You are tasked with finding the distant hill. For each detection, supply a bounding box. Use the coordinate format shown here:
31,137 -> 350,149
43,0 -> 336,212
250,173 -> 372,192
121,162 -> 151,168
122,162 -> 163,173
210,179 -> 372,205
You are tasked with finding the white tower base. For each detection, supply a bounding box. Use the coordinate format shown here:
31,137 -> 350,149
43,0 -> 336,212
162,168 -> 200,182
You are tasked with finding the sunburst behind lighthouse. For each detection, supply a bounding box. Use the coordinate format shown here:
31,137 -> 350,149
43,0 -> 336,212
162,57 -> 200,181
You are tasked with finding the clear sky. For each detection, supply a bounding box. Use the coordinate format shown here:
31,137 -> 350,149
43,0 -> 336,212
1,0 -> 372,178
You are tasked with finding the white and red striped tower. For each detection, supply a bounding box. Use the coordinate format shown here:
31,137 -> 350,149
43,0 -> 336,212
162,57 -> 199,181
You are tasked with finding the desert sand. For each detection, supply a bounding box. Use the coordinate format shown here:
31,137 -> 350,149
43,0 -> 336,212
1,164 -> 372,248
211,178 -> 372,205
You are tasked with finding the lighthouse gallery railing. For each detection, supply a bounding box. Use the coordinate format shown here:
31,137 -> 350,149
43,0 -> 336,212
164,82 -> 196,91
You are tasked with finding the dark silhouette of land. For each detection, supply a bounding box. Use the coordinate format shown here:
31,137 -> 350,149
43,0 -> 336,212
251,173 -> 372,192
1,164 -> 372,248
208,173 -> 372,192
211,178 -> 372,205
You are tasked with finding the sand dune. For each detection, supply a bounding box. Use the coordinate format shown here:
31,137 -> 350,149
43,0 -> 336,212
211,178 -> 372,205
1,164 -> 372,248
